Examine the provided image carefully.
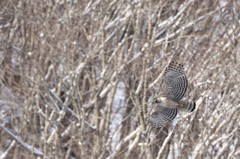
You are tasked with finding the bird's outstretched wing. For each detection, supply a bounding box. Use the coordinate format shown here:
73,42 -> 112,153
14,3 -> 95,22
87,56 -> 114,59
147,107 -> 177,128
162,61 -> 188,101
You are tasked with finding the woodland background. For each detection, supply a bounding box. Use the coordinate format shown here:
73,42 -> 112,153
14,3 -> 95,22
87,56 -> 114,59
0,0 -> 240,158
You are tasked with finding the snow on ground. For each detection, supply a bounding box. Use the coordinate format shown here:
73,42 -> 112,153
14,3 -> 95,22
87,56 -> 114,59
109,81 -> 125,151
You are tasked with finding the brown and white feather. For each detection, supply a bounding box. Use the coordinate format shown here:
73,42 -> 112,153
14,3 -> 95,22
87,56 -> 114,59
147,61 -> 195,128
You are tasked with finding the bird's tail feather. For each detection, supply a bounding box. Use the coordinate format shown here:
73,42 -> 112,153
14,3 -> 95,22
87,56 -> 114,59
186,101 -> 196,112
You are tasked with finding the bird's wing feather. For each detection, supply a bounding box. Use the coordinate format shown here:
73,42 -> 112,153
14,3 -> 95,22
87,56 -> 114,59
147,107 -> 177,128
162,61 -> 188,101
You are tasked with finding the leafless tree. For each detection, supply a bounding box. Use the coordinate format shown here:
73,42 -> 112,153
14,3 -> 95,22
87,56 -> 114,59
0,0 -> 240,158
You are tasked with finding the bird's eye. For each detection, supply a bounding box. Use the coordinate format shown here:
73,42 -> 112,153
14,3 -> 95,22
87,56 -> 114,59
155,99 -> 161,103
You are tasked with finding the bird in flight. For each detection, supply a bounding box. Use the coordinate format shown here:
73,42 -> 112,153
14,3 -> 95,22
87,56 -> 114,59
147,61 -> 195,128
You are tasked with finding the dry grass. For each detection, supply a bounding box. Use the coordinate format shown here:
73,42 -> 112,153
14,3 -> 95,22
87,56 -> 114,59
1,0 -> 240,158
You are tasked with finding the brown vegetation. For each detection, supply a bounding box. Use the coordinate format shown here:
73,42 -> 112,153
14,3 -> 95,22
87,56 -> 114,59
1,0 -> 240,158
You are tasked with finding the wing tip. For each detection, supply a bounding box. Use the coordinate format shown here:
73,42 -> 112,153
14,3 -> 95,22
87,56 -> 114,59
169,61 -> 184,69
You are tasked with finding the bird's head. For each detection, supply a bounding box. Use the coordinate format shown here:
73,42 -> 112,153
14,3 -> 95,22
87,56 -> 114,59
154,96 -> 167,103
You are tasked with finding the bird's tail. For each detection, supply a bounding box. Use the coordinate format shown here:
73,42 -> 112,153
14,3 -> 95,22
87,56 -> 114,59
186,101 -> 196,112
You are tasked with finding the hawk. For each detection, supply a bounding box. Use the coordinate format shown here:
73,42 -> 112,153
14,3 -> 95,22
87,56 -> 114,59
147,61 -> 195,128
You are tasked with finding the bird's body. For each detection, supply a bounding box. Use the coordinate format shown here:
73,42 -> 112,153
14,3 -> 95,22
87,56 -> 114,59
155,96 -> 195,111
155,97 -> 179,109
147,61 -> 195,128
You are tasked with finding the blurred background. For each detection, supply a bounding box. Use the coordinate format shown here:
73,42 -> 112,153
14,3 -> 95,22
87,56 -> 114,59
0,0 -> 240,158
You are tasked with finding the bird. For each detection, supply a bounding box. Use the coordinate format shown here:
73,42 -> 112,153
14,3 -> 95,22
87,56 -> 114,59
147,61 -> 195,128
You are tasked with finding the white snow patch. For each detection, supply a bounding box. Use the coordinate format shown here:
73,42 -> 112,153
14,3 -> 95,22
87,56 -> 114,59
110,81 -> 125,151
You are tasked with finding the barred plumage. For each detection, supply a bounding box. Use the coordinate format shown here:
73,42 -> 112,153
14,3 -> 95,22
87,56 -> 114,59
163,61 -> 188,101
147,61 -> 196,128
147,108 -> 177,128
186,101 -> 195,112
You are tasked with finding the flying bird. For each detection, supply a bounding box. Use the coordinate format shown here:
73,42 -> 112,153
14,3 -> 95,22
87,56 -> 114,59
147,61 -> 195,128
